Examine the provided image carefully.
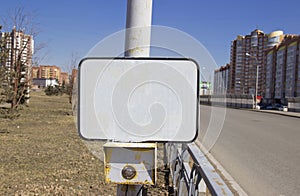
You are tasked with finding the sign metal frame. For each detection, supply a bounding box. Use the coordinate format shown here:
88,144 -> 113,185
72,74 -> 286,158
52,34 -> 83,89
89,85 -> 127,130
78,57 -> 199,143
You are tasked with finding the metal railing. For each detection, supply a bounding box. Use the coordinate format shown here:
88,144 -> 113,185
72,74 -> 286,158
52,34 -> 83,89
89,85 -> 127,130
165,143 -> 233,196
200,94 -> 254,109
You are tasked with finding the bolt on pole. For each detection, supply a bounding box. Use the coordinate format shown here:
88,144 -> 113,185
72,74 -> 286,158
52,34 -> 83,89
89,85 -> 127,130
117,0 -> 153,195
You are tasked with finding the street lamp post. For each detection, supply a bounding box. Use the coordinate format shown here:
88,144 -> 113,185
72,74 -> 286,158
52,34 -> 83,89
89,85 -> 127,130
255,64 -> 259,109
246,53 -> 259,109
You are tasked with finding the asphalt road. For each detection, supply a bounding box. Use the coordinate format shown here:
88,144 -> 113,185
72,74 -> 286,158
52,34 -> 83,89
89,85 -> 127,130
198,105 -> 300,196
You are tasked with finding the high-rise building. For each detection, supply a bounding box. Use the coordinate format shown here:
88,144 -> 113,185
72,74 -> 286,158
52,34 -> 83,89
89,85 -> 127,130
1,27 -> 34,72
274,45 -> 287,100
264,31 -> 285,103
271,35 -> 300,103
214,29 -> 300,105
213,64 -> 230,94
229,29 -> 269,96
0,27 -> 34,103
297,41 -> 300,97
285,40 -> 299,98
265,48 -> 277,102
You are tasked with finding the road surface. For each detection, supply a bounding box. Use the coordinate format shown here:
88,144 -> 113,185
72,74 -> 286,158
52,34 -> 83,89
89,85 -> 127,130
198,105 -> 300,196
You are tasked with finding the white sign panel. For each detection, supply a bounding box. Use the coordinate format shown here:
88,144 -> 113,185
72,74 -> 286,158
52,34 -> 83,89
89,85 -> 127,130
78,58 -> 199,142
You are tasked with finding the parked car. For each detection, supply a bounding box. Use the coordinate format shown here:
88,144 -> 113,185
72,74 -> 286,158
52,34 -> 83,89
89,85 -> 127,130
278,106 -> 288,112
258,104 -> 267,110
266,105 -> 275,110
273,103 -> 284,110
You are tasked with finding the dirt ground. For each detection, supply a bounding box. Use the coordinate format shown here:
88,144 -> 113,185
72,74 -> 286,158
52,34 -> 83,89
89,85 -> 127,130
0,92 -> 168,195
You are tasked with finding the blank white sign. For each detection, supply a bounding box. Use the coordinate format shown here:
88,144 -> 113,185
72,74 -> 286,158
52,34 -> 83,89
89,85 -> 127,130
78,58 -> 199,142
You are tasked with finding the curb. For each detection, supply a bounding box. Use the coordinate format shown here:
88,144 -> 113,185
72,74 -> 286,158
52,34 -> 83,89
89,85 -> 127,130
195,141 -> 248,196
249,109 -> 300,118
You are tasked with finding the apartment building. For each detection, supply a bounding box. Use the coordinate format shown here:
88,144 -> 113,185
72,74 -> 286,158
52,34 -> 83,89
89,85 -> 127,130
285,41 -> 298,98
213,64 -> 230,94
264,31 -> 285,103
265,35 -> 299,104
32,65 -> 61,82
265,48 -> 277,102
298,41 -> 300,97
0,27 -> 34,103
229,29 -> 269,96
1,27 -> 34,70
274,45 -> 287,100
32,66 -> 72,88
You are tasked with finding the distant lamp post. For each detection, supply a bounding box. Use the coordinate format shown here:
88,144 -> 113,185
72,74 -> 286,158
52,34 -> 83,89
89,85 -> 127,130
246,53 -> 259,109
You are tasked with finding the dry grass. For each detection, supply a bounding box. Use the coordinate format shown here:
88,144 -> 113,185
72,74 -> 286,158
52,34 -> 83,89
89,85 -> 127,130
0,92 -> 116,195
0,91 -> 167,195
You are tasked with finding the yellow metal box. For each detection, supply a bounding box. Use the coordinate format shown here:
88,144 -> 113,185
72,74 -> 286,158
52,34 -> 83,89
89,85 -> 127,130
103,142 -> 157,185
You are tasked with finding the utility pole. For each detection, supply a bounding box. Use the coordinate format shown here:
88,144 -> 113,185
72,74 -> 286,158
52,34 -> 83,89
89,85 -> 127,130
125,0 -> 152,57
255,65 -> 259,109
246,53 -> 259,109
117,0 -> 153,195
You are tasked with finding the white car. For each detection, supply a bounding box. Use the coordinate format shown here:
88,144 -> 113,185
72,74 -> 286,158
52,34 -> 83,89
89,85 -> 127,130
279,106 -> 288,112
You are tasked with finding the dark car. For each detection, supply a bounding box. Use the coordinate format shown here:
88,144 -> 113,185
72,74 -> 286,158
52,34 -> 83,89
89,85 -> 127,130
266,105 -> 275,110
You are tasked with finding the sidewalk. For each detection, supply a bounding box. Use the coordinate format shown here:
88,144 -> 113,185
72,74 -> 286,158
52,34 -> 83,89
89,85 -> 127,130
250,108 -> 300,118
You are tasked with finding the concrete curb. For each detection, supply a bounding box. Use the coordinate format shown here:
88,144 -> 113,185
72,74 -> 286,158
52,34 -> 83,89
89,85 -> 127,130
195,141 -> 248,196
249,109 -> 300,118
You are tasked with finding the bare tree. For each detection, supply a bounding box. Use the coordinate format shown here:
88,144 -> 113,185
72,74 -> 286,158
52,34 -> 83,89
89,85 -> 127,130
0,28 -> 13,105
67,51 -> 79,104
0,6 -> 45,110
2,6 -> 41,37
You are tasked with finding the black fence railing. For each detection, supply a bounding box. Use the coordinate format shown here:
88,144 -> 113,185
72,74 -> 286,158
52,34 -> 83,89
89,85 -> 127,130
164,143 -> 233,196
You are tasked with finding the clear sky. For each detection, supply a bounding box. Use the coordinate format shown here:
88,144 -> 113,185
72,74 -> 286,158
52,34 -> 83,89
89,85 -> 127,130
1,0 -> 299,71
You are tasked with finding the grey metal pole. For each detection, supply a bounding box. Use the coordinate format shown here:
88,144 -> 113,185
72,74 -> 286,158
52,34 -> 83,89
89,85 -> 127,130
125,0 -> 152,57
246,53 -> 259,109
117,0 -> 153,195
255,65 -> 259,109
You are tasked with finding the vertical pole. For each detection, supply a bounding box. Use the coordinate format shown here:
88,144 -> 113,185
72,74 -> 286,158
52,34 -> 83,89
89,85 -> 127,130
125,0 -> 152,57
117,0 -> 153,195
255,65 -> 259,109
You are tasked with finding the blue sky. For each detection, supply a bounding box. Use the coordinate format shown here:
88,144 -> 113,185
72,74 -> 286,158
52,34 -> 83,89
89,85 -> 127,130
1,0 -> 299,71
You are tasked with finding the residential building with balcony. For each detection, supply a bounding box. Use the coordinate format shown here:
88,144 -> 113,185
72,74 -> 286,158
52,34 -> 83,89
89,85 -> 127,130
31,65 -> 64,87
229,29 -> 269,96
214,29 -> 300,107
274,45 -> 287,101
32,65 -> 61,81
1,27 -> 34,70
285,41 -> 298,98
265,35 -> 299,104
265,48 -> 277,103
